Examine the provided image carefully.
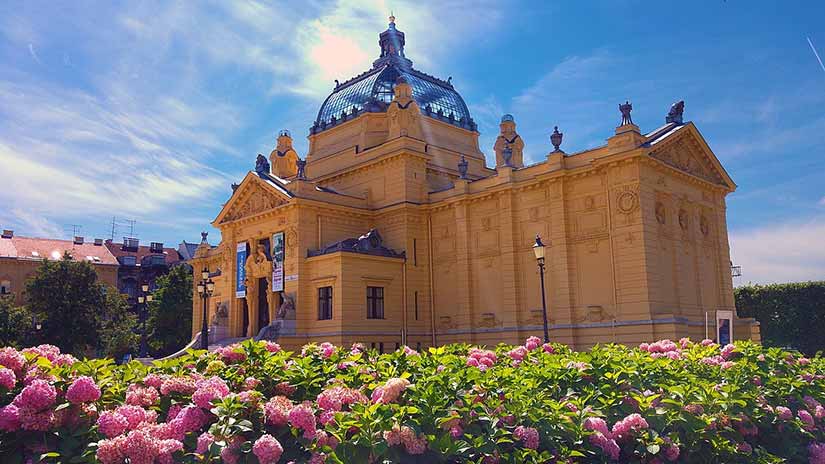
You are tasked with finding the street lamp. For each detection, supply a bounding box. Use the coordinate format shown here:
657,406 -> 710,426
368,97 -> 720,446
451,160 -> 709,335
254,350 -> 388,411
532,234 -> 549,343
138,283 -> 153,358
197,267 -> 215,350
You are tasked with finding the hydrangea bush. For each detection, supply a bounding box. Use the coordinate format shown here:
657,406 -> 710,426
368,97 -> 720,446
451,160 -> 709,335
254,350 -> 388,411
0,337 -> 824,463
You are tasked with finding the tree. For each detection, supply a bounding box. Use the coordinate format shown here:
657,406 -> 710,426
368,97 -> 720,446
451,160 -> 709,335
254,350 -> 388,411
25,252 -> 137,357
147,264 -> 193,356
0,297 -> 34,347
97,288 -> 139,360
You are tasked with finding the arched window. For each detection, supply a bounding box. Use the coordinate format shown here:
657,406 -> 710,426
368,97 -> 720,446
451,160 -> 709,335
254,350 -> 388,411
0,280 -> 10,295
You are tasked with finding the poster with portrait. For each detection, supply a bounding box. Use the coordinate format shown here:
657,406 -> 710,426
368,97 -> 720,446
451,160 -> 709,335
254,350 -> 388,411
716,310 -> 733,345
236,242 -> 248,298
271,231 -> 285,292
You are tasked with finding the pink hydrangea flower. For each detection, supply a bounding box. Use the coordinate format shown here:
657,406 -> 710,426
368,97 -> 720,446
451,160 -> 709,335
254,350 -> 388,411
402,345 -> 419,356
318,342 -> 336,358
467,348 -> 497,371
0,347 -> 26,374
371,378 -> 410,404
720,344 -> 737,360
216,344 -> 247,363
508,346 -> 528,362
0,404 -> 20,432
776,406 -> 793,421
263,341 -> 281,352
0,367 -> 16,390
14,379 -> 56,411
525,336 -> 542,351
114,405 -> 153,430
96,436 -> 126,464
22,344 -> 60,362
589,432 -> 620,460
159,376 -> 196,396
196,432 -> 215,454
126,385 -> 160,407
192,376 -> 230,409
253,434 -> 284,464
318,385 -> 367,412
809,442 -> 825,464
66,376 -> 101,404
799,410 -> 816,430
584,417 -> 610,436
288,402 -> 317,437
97,410 -> 128,438
542,343 -> 555,353
514,425 -> 539,449
383,424 -> 427,454
264,395 -> 293,426
611,413 -> 648,441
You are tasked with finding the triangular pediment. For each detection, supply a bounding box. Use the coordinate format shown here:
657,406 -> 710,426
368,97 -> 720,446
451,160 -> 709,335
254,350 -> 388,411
648,123 -> 735,190
214,172 -> 293,225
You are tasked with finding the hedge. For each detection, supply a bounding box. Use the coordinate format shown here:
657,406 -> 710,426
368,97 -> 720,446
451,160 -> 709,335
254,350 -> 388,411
736,281 -> 825,355
0,338 -> 824,463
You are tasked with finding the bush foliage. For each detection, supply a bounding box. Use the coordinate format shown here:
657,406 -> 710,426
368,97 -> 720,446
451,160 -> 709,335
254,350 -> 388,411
1,338 -> 825,463
736,281 -> 825,355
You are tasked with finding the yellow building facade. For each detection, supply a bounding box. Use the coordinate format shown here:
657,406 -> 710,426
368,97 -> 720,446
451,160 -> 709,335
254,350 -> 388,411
190,18 -> 759,351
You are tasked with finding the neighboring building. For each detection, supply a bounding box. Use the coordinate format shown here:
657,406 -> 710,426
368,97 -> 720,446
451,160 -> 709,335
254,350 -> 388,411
190,17 -> 759,351
0,230 -> 118,305
105,239 -> 183,306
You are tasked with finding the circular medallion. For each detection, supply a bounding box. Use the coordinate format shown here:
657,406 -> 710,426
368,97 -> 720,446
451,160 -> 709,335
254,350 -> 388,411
616,191 -> 639,214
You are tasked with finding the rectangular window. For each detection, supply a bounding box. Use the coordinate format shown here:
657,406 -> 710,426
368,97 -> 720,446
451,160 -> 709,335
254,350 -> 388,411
366,286 -> 384,319
395,342 -> 400,351
414,291 -> 419,320
317,286 -> 333,320
379,342 -> 384,354
416,342 -> 422,352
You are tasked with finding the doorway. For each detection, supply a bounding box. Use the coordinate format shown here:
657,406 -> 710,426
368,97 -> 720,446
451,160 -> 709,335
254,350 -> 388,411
258,277 -> 270,329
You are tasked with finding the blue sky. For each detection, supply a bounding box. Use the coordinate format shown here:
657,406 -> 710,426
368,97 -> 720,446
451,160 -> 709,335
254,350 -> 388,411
1,1 -> 823,284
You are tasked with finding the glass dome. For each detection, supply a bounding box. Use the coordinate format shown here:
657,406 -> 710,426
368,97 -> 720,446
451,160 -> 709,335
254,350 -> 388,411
311,18 -> 476,135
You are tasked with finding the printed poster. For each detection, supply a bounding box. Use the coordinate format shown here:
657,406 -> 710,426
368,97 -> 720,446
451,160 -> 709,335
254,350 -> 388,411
236,242 -> 248,298
271,231 -> 285,292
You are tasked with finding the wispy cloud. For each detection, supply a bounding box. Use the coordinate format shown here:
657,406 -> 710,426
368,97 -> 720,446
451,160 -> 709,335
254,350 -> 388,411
730,219 -> 825,285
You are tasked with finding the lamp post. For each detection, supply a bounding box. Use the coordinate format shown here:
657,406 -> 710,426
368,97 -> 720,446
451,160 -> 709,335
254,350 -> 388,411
138,283 -> 153,358
532,234 -> 549,343
197,268 -> 215,350
31,315 -> 41,342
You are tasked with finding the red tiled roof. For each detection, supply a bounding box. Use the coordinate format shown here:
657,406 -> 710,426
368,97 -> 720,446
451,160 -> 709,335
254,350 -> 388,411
105,241 -> 182,265
0,236 -> 118,266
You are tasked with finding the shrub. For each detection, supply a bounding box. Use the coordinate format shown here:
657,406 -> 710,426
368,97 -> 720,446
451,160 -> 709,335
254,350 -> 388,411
0,338 -> 823,463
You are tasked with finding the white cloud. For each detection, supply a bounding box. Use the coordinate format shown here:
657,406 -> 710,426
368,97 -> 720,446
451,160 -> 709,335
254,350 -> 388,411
730,220 -> 825,285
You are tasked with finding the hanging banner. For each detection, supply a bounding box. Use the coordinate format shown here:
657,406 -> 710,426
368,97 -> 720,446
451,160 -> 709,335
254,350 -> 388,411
716,309 -> 733,345
236,242 -> 248,298
271,231 -> 285,292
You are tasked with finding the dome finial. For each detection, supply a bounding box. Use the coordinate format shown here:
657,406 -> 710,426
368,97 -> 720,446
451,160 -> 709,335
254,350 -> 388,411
389,11 -> 395,24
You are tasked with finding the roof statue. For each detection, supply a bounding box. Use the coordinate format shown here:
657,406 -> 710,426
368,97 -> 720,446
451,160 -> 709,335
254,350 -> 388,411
458,155 -> 469,179
311,15 -> 476,135
270,130 -> 299,178
666,100 -> 685,124
494,114 -> 524,168
550,126 -> 564,152
255,153 -> 270,175
619,101 -> 633,125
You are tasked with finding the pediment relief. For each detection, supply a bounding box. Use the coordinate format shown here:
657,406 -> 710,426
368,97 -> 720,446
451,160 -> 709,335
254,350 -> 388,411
220,181 -> 289,224
650,134 -> 726,186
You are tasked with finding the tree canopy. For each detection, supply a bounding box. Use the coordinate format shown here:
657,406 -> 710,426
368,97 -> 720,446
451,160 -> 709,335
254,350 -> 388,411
147,264 -> 193,357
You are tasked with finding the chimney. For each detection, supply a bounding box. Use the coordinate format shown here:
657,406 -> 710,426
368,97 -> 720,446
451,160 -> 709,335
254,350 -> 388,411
1,229 -> 12,239
94,238 -> 103,246
73,236 -> 84,245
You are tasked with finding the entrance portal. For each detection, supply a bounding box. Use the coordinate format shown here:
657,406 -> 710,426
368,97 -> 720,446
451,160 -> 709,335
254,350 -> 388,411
241,299 -> 249,337
257,277 -> 270,329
